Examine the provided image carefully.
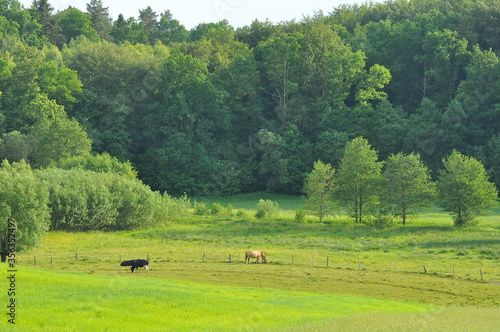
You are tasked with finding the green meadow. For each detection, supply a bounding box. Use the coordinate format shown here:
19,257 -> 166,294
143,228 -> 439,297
4,193 -> 500,331
2,265 -> 438,331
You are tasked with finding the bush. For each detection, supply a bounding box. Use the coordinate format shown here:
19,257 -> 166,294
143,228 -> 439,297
210,202 -> 224,215
236,209 -> 249,219
194,202 -> 210,215
0,160 -> 51,252
36,168 -> 167,231
295,209 -> 306,223
164,193 -> 191,219
255,199 -> 280,220
368,215 -> 396,228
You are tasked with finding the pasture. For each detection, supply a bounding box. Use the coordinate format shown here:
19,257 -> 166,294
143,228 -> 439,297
5,193 -> 500,330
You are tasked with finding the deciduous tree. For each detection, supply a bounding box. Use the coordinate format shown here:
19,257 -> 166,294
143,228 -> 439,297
437,150 -> 498,226
382,153 -> 434,225
303,160 -> 335,222
335,137 -> 382,223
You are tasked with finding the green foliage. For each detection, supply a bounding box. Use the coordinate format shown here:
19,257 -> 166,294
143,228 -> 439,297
194,201 -> 210,216
303,160 -> 335,222
52,153 -> 137,179
1,0 -> 500,199
0,130 -> 31,162
295,209 -> 306,223
437,151 -> 498,226
163,193 -> 191,219
335,137 -> 383,223
0,160 -> 50,252
255,199 -> 280,220
28,96 -> 92,168
382,153 -> 435,225
36,168 -> 167,231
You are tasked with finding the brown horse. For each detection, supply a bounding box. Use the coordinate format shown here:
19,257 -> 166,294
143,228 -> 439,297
245,250 -> 267,264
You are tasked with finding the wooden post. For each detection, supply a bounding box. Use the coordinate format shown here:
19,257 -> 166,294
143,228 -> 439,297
229,254 -> 232,262
453,265 -> 455,277
202,253 -> 205,261
34,256 -> 36,265
291,255 -> 294,265
480,269 -> 483,281
326,256 -> 329,267
75,253 -> 78,260
50,257 -> 53,264
358,259 -> 361,270
423,266 -> 427,273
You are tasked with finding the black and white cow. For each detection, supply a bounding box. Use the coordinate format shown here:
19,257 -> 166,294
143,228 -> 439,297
120,259 -> 149,273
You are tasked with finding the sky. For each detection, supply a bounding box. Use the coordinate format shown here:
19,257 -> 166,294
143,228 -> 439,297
17,0 -> 369,29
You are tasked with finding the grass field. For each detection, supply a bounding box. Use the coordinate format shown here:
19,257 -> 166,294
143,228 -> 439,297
4,193 -> 500,330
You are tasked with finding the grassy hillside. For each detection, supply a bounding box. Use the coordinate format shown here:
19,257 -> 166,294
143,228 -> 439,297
1,265 -> 437,331
7,196 -> 500,331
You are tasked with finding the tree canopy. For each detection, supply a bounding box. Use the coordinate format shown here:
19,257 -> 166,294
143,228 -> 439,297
0,0 -> 500,199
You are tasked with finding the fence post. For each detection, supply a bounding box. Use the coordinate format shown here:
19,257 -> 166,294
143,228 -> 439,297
480,269 -> 483,281
34,256 -> 36,265
50,257 -> 53,264
326,256 -> 329,267
453,265 -> 455,277
229,254 -> 232,262
202,253 -> 205,261
423,266 -> 427,273
75,253 -> 78,261
291,255 -> 294,265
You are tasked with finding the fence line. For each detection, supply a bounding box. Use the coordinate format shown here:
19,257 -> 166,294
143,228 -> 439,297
15,251 -> 497,282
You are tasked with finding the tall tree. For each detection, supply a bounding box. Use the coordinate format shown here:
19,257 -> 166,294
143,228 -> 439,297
382,152 -> 435,225
138,6 -> 157,44
27,95 -> 92,167
55,7 -> 99,44
86,0 -> 112,40
335,137 -> 383,223
156,10 -> 188,44
303,160 -> 335,222
437,150 -> 498,226
32,0 -> 62,45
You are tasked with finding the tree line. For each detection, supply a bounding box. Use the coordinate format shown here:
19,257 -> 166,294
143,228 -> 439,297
304,137 -> 498,227
1,0 -> 500,198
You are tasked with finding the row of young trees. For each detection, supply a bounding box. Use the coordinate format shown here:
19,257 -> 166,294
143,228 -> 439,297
1,0 -> 500,198
304,137 -> 498,226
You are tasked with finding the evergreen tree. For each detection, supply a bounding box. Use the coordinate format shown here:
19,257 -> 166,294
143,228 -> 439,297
86,0 -> 112,40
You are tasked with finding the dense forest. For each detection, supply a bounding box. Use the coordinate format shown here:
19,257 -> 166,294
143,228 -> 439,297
1,0 -> 500,197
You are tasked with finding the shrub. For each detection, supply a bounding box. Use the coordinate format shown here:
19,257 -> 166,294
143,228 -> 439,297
0,160 -> 51,252
194,202 -> 210,216
255,199 -> 280,220
295,209 -> 306,223
210,202 -> 224,215
164,193 -> 191,219
36,168 -> 167,231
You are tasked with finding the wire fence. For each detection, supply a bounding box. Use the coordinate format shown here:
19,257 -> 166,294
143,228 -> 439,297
16,250 -> 500,283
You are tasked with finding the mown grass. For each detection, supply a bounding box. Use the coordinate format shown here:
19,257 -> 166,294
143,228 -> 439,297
1,265 -> 437,331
